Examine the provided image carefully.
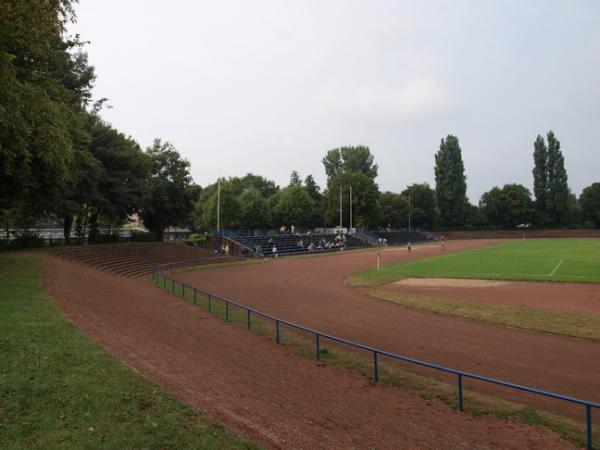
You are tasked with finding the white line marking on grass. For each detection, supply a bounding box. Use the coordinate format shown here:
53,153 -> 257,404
549,259 -> 564,277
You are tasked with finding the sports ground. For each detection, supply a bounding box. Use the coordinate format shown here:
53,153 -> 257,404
4,238 -> 600,448
351,239 -> 600,284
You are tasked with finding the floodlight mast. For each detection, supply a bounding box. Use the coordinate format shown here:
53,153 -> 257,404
408,195 -> 411,231
339,185 -> 342,229
349,186 -> 353,230
217,178 -> 220,234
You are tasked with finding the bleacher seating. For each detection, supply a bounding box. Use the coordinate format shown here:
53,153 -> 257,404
222,230 -> 372,257
53,243 -> 233,278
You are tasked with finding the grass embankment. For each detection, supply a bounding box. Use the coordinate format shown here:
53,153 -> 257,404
158,271 -> 598,449
370,290 -> 600,341
348,239 -> 600,286
0,253 -> 259,450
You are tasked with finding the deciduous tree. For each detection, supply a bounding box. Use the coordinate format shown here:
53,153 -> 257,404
480,184 -> 534,228
580,183 -> 600,228
274,185 -> 314,227
378,192 -> 409,229
139,139 -> 196,240
239,188 -> 271,229
401,183 -> 437,229
323,172 -> 379,228
322,146 -> 378,182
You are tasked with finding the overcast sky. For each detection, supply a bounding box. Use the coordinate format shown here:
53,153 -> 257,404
69,0 -> 600,201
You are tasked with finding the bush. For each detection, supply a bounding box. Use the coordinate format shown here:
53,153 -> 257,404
130,231 -> 155,242
10,231 -> 45,249
89,233 -> 121,245
184,233 -> 207,246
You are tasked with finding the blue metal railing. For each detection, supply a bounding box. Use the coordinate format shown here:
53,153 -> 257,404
152,258 -> 599,449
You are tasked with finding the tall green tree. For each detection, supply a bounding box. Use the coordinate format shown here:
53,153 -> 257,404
289,171 -> 302,186
434,135 -> 468,228
401,183 -> 438,229
546,131 -> 571,225
532,135 -> 548,218
87,116 -> 149,232
201,180 -> 240,230
322,146 -> 378,182
378,192 -> 409,228
480,184 -> 534,228
580,183 -> 600,228
139,139 -> 196,240
228,173 -> 279,198
323,172 -> 380,228
273,184 -> 314,227
531,131 -> 572,225
304,174 -> 323,227
0,0 -> 94,217
238,188 -> 271,229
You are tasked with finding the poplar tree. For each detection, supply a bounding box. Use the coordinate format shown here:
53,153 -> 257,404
434,135 -> 467,228
546,131 -> 570,224
531,131 -> 571,225
532,135 -> 548,215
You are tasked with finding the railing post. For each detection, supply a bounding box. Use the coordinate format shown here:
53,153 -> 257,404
225,301 -> 229,321
247,310 -> 251,330
193,288 -> 197,304
586,405 -> 593,450
373,351 -> 379,382
171,279 -> 175,294
316,334 -> 320,360
458,374 -> 464,411
276,320 -> 280,344
208,294 -> 212,312
182,284 -> 185,299
163,275 -> 166,288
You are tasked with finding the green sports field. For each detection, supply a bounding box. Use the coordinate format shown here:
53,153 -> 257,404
355,239 -> 600,284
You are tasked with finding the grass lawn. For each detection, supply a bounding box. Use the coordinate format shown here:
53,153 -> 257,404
348,239 -> 600,286
0,252 -> 259,450
370,289 -> 600,341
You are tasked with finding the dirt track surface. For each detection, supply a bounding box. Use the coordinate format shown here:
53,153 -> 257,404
171,240 -> 600,419
44,253 -> 574,449
389,277 -> 600,315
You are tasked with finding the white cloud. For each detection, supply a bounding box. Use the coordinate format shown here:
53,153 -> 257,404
319,76 -> 459,123
356,76 -> 459,121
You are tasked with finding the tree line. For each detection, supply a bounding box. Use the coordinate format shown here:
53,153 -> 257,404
0,1 -> 197,243
2,1 -> 599,246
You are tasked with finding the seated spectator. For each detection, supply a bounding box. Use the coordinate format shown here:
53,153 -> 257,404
307,242 -> 315,252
